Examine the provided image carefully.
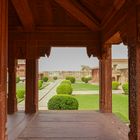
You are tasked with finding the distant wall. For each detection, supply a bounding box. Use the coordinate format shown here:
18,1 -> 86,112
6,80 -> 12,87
39,71 -> 92,80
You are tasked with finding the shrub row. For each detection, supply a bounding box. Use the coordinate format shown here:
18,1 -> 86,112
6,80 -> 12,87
38,80 -> 43,89
56,82 -> 73,95
42,77 -> 48,82
48,94 -> 79,110
16,89 -> 25,99
48,80 -> 79,110
112,81 -> 120,90
61,80 -> 71,86
53,76 -> 58,80
81,76 -> 92,83
16,77 -> 20,83
66,76 -> 75,83
122,83 -> 128,95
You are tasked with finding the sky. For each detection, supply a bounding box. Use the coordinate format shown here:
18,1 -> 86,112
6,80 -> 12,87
39,43 -> 128,72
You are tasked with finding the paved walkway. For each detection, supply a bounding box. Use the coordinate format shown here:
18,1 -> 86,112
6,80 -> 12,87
73,90 -> 124,95
18,80 -> 60,111
39,80 -> 60,110
7,111 -> 129,140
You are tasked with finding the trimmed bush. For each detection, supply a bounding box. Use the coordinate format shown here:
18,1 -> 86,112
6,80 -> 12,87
61,80 -> 71,86
48,94 -> 79,110
38,80 -> 43,89
84,78 -> 89,83
16,89 -> 25,99
81,77 -> 91,83
16,77 -> 20,83
57,83 -> 73,95
42,77 -> 48,82
112,81 -> 120,90
53,76 -> 58,80
122,83 -> 129,95
81,77 -> 85,82
66,76 -> 76,83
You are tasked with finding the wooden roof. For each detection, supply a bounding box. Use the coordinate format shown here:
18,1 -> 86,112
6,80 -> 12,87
8,0 -> 126,34
9,0 -> 134,59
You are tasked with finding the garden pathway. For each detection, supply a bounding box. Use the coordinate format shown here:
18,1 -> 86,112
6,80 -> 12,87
18,80 -> 61,111
39,80 -> 60,110
9,111 -> 129,140
73,89 -> 124,95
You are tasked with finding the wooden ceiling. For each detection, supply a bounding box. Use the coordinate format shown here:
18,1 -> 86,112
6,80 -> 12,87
8,0 -> 128,43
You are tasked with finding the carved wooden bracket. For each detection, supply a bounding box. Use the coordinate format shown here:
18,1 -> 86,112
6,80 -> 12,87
38,47 -> 51,58
86,46 -> 101,58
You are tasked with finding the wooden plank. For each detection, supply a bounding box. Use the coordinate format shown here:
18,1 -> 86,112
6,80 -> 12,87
102,1 -> 135,43
55,0 -> 99,31
11,0 -> 34,31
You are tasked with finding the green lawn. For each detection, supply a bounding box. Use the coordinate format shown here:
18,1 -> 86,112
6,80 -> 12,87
72,83 -> 99,91
74,94 -> 128,123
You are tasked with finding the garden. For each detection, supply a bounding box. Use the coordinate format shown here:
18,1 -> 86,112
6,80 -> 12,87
48,76 -> 129,123
16,76 -> 51,103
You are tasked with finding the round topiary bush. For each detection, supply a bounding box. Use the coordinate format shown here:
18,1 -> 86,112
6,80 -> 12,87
16,89 -> 25,99
38,80 -> 43,89
53,76 -> 58,80
61,80 -> 71,86
42,77 -> 48,82
122,83 -> 128,95
81,77 -> 85,82
112,81 -> 120,90
81,77 -> 90,83
16,77 -> 20,83
66,76 -> 76,83
56,83 -> 73,95
48,94 -> 79,110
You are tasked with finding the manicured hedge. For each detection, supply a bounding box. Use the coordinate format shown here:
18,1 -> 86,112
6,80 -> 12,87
16,89 -> 25,99
66,76 -> 76,83
53,76 -> 58,80
16,77 -> 20,83
112,81 -> 120,90
38,80 -> 43,89
42,77 -> 48,82
56,83 -> 73,95
48,94 -> 79,110
122,83 -> 129,95
81,77 -> 91,83
61,80 -> 71,86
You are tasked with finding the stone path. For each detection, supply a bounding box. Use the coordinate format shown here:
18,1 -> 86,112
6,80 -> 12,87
18,80 -> 61,111
15,111 -> 129,140
39,80 -> 60,110
73,89 -> 124,95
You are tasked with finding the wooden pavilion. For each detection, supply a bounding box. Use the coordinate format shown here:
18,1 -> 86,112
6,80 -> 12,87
0,0 -> 140,139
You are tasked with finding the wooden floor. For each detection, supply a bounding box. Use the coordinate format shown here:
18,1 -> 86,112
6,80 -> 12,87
8,111 -> 129,140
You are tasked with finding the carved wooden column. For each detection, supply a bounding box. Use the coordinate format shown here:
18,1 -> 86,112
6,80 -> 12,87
125,6 -> 140,140
99,45 -> 112,113
0,0 -> 8,139
7,43 -> 17,114
25,59 -> 38,113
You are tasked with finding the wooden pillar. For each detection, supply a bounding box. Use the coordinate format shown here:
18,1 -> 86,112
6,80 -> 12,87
99,45 -> 112,113
126,6 -> 140,140
0,0 -> 8,139
7,44 -> 17,114
25,59 -> 38,113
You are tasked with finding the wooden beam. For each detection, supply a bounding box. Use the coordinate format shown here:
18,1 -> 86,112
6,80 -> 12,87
44,0 -> 53,24
102,0 -> 135,43
102,0 -> 125,26
55,0 -> 100,31
9,26 -> 93,33
11,0 -> 34,31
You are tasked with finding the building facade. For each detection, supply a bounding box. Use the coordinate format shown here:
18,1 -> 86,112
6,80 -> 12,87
92,59 -> 128,84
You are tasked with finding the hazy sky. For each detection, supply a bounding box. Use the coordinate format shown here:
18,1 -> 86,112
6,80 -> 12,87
39,43 -> 128,72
